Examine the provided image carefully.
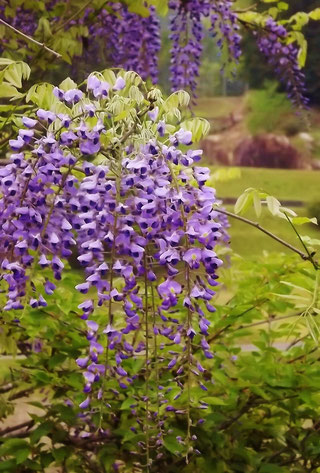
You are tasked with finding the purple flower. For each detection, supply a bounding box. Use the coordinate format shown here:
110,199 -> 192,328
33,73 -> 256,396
79,397 -> 90,409
168,358 -> 177,369
76,357 -> 89,368
183,248 -> 202,269
64,89 -> 83,103
0,69 -> 228,437
89,340 -> 103,361
9,136 -> 25,150
80,139 -> 101,155
78,300 -> 94,313
53,87 -> 65,100
22,117 -> 37,128
87,320 -> 99,332
148,107 -> 159,121
45,280 -> 56,295
157,120 -> 166,136
158,279 -> 182,299
171,129 -> 192,146
255,18 -> 308,107
113,77 -> 126,90
75,282 -> 90,294
36,109 -> 56,123
87,75 -> 101,90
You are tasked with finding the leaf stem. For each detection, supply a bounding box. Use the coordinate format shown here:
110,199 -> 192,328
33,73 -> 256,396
284,212 -> 319,270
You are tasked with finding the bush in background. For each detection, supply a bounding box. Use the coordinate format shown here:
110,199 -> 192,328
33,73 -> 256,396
246,82 -> 303,136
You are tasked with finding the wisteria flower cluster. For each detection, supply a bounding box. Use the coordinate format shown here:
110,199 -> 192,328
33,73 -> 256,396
87,3 -> 161,84
169,0 -> 207,96
209,1 -> 242,70
254,18 -> 309,108
169,0 -> 242,96
1,1 -> 310,107
0,71 -> 228,462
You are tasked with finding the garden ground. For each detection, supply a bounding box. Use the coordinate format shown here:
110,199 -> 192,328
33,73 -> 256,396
209,166 -> 320,256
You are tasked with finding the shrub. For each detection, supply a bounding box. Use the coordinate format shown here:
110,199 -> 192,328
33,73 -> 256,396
246,82 -> 302,136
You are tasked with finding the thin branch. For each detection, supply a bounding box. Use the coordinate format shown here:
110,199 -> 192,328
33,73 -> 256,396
207,302 -> 263,343
0,382 -> 14,394
0,420 -> 34,436
214,207 -> 311,261
287,347 -> 318,364
54,0 -> 93,33
237,313 -> 302,331
0,159 -> 12,166
8,387 -> 34,401
286,334 -> 308,350
219,396 -> 254,430
0,19 -> 62,59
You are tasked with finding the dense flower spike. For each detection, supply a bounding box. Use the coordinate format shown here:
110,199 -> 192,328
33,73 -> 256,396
87,3 -> 161,83
169,0 -> 207,96
0,5 -> 37,37
0,71 -> 227,458
0,72 -> 230,460
209,0 -> 242,68
254,18 -> 309,108
169,0 -> 242,97
0,2 -> 161,84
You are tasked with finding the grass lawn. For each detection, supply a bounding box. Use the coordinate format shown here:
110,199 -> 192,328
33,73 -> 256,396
205,166 -> 320,257
224,205 -> 320,257
210,166 -> 320,203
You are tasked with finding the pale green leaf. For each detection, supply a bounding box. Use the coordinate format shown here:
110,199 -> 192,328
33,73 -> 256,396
309,8 -> 320,20
0,58 -> 15,65
59,77 -> 77,91
253,191 -> 262,218
234,190 -> 253,215
291,216 -> 318,226
301,235 -> 320,246
266,195 -> 281,216
277,2 -> 288,11
0,82 -> 23,99
101,69 -> 116,85
289,12 -> 309,30
129,85 -> 144,104
124,70 -> 142,87
298,39 -> 308,68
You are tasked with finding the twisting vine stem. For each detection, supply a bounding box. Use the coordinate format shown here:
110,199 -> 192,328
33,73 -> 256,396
166,159 -> 193,460
144,253 -> 150,472
99,155 -> 121,430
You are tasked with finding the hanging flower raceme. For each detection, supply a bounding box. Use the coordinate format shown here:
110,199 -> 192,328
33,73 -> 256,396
254,17 -> 309,108
169,0 -> 242,97
169,0 -> 208,96
0,71 -> 229,462
209,0 -> 242,70
88,3 -> 161,84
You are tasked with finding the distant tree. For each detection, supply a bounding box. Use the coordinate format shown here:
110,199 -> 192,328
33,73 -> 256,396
241,0 -> 320,104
